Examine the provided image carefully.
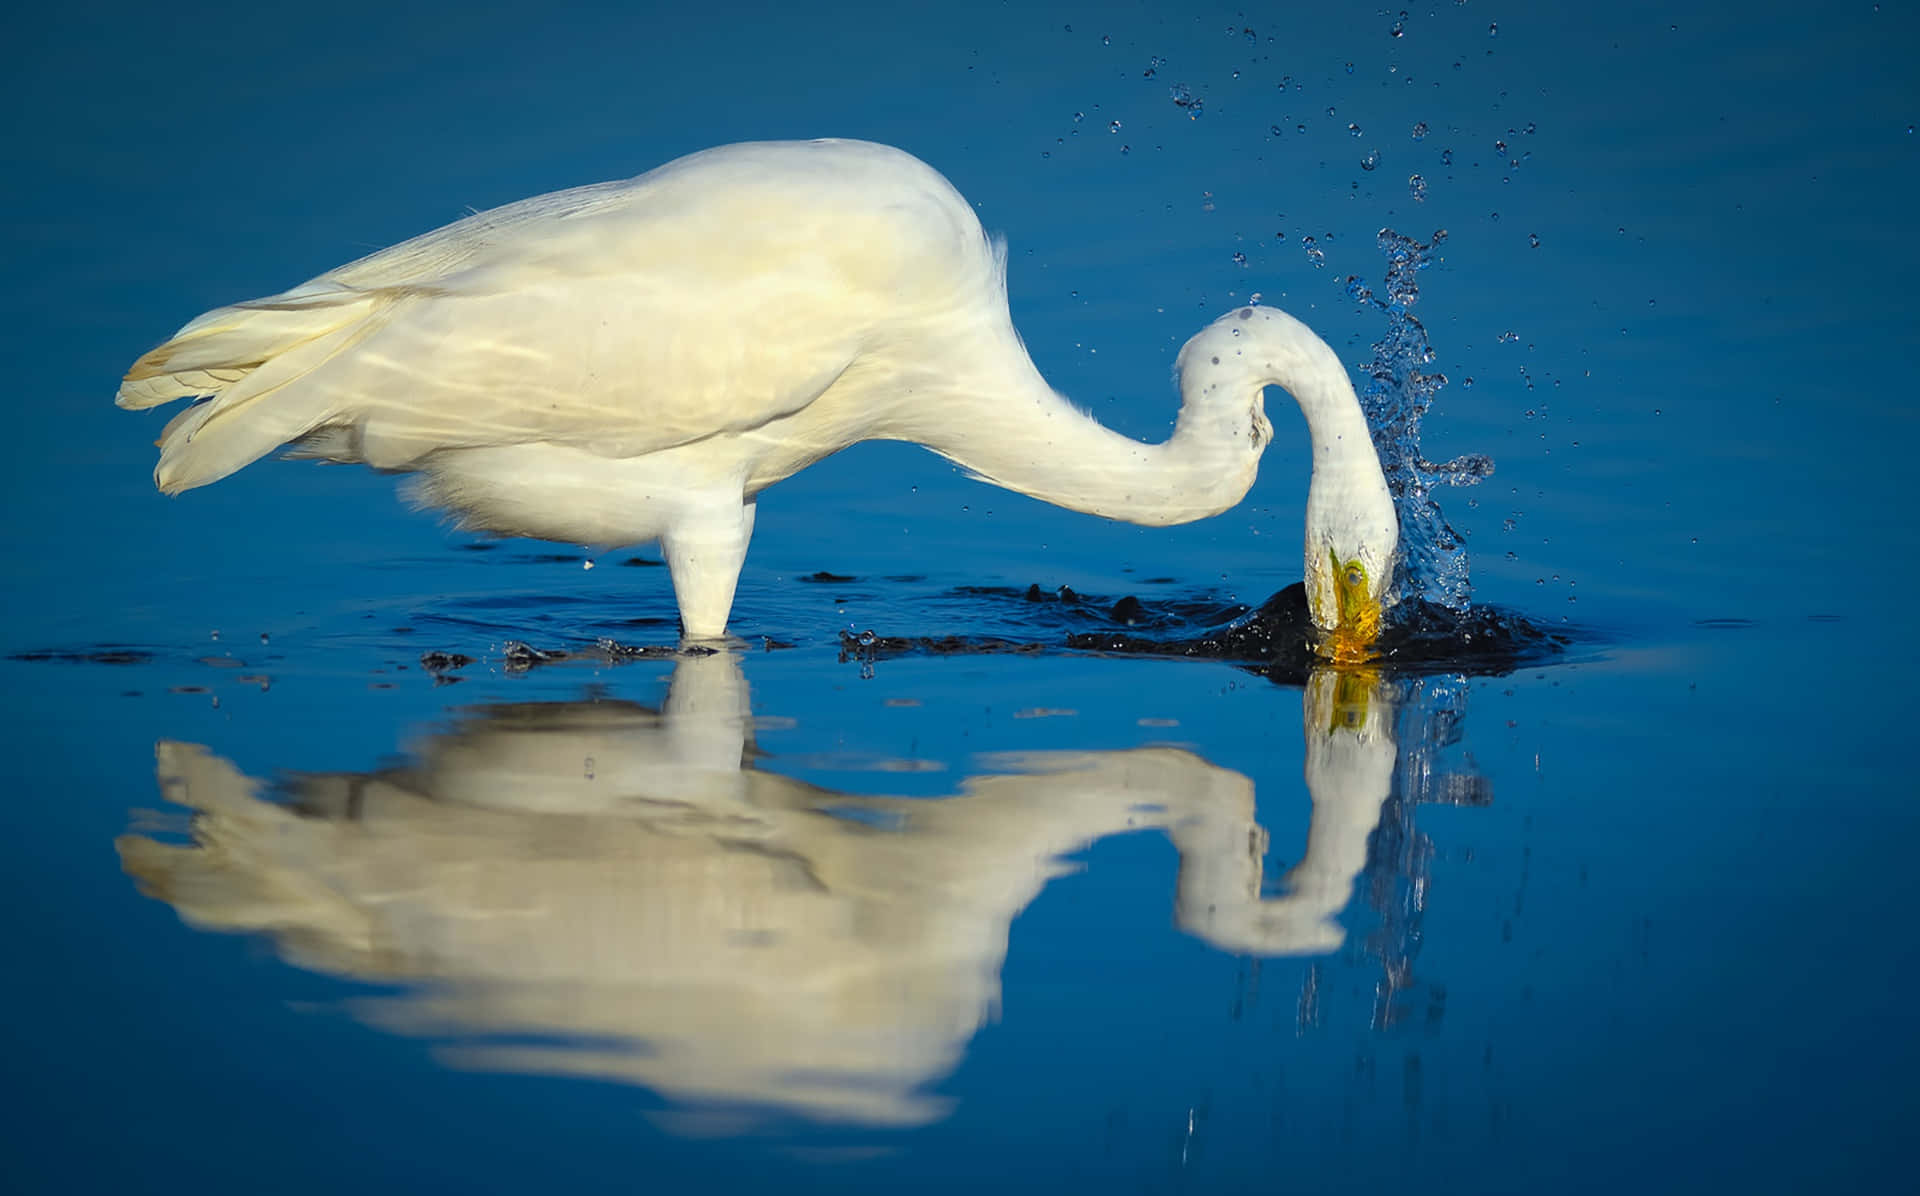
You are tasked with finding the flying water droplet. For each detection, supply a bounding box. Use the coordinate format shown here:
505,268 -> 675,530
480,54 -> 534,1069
1528,233 -> 1541,248
1169,83 -> 1204,118
1109,119 -> 1122,133
1232,251 -> 1248,267
1302,235 -> 1325,267
1408,174 -> 1427,202
1347,121 -> 1363,137
1411,121 -> 1429,140
1360,149 -> 1380,171
1440,148 -> 1453,166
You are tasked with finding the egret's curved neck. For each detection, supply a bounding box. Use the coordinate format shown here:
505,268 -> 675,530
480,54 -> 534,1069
883,327 -> 1262,528
1182,311 -> 1380,497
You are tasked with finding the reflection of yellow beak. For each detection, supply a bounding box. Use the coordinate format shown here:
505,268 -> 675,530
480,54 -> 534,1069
1319,552 -> 1382,664
1318,664 -> 1382,733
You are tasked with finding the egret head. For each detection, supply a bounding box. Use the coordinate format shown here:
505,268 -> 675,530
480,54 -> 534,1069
1307,538 -> 1397,663
1175,304 -> 1402,657
1298,439 -> 1400,661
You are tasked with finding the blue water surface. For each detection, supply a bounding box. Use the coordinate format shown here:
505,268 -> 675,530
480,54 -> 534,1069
3,1 -> 1915,1192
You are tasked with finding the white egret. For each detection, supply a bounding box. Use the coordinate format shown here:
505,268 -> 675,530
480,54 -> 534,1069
119,139 -> 1397,655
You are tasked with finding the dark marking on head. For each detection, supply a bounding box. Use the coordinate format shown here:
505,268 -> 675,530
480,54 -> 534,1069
1239,307 -> 1254,319
1211,356 -> 1220,365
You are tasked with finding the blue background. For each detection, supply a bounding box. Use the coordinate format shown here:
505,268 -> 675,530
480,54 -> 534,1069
2,1 -> 1915,1191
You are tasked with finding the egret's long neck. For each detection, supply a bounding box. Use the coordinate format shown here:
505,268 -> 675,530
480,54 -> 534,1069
886,327 -> 1261,529
1190,314 -> 1380,498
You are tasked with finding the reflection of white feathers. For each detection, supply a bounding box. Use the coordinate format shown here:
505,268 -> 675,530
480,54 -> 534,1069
119,139 -> 1396,638
1171,668 -> 1397,955
119,654 -> 1396,1127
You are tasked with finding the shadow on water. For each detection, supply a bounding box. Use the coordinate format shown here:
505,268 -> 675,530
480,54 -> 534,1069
115,649 -> 1490,1132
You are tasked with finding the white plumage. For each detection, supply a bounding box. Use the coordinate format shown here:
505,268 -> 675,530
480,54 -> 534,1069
121,138 -> 1396,644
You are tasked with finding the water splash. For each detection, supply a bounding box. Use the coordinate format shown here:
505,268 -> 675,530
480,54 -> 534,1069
1351,228 -> 1493,614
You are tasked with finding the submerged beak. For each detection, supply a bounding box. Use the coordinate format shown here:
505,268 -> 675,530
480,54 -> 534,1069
1318,553 -> 1383,664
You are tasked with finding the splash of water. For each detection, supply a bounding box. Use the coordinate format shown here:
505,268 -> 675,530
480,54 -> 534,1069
1347,228 -> 1492,614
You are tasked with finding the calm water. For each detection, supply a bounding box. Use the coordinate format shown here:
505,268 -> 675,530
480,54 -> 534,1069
5,1 -> 1916,1191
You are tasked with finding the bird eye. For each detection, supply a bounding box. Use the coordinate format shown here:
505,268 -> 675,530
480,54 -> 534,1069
1345,567 -> 1365,589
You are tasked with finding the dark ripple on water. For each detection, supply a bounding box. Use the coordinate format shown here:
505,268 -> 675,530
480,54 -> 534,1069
838,583 -> 1571,683
5,581 -> 1573,688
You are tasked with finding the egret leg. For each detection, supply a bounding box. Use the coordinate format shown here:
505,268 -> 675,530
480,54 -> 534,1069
662,497 -> 757,640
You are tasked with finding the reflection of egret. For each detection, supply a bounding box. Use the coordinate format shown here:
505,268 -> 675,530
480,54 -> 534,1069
117,653 -> 1409,1128
117,139 -> 1396,653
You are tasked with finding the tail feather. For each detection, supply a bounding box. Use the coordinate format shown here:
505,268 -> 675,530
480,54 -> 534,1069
119,290 -> 391,494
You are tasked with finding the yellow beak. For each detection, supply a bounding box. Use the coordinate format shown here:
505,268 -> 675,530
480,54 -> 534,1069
1318,553 -> 1383,664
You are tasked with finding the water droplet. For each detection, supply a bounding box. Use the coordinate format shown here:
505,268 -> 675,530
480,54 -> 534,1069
1270,124 -> 1283,136
1489,21 -> 1498,35
1302,236 -> 1325,267
1494,138 -> 1508,155
1344,62 -> 1355,74
1109,119 -> 1122,133
1390,19 -> 1405,38
1528,233 -> 1541,248
583,756 -> 596,780
1408,174 -> 1428,202
1231,251 -> 1248,267
1461,377 -> 1474,388
1243,27 -> 1257,43
1297,122 -> 1308,133
1120,144 -> 1131,155
857,629 -> 877,648
1073,111 -> 1084,123
1497,330 -> 1519,343
1440,148 -> 1454,166
1411,121 -> 1429,140
1170,83 -> 1204,118
1360,149 -> 1379,171
1347,121 -> 1363,137
1102,34 -> 1111,45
